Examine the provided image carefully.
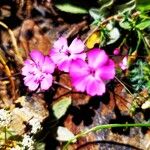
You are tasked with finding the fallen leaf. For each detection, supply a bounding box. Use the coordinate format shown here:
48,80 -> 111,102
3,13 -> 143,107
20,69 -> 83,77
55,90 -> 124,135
86,31 -> 100,49
52,96 -> 72,119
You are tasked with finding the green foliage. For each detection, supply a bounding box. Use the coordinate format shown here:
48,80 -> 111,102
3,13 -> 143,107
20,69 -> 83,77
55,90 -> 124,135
136,20 -> 150,30
136,0 -> 150,12
119,13 -> 150,31
119,14 -> 134,30
63,123 -> 150,149
89,0 -> 136,20
52,96 -> 71,119
89,8 -> 104,20
55,3 -> 88,14
119,20 -> 132,30
89,0 -> 113,20
129,60 -> 150,92
117,12 -> 150,55
114,0 -> 136,14
54,0 -> 96,14
54,0 -> 137,16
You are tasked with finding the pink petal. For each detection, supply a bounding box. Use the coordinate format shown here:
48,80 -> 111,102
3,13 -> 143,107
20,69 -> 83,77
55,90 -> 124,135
69,59 -> 89,79
58,60 -> 71,72
88,48 -> 108,69
40,74 -> 53,90
86,77 -> 106,96
97,59 -> 115,80
24,75 -> 39,91
70,59 -> 89,92
22,66 -> 31,76
50,49 -> 68,64
53,37 -> 68,52
24,75 -> 33,85
71,53 -> 86,61
29,82 -> 39,91
24,59 -> 34,66
30,50 -> 44,66
22,59 -> 35,76
119,56 -> 128,70
72,76 -> 89,92
69,38 -> 85,53
42,56 -> 55,73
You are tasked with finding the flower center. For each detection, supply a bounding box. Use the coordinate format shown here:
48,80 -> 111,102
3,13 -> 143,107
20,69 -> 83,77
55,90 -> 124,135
89,68 -> 95,77
65,50 -> 71,56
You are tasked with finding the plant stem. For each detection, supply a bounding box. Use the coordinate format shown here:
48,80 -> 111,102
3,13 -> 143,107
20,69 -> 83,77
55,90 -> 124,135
141,33 -> 150,55
135,30 -> 141,51
4,126 -> 7,149
63,123 -> 150,150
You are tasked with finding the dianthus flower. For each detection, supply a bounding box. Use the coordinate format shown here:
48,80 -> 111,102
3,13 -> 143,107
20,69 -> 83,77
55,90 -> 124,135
22,50 -> 55,91
50,37 -> 86,72
69,48 -> 115,96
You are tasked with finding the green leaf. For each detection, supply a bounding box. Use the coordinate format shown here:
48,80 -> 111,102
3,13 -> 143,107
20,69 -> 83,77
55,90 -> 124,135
119,21 -> 132,29
136,0 -> 150,12
55,3 -> 88,14
107,27 -> 120,45
89,8 -> 101,20
52,97 -> 71,119
54,0 -> 97,14
136,20 -> 150,30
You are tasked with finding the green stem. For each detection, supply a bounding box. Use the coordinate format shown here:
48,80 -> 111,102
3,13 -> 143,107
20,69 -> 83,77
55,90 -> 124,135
4,127 -> 7,149
140,30 -> 150,55
119,36 -> 127,48
135,30 -> 141,51
63,123 -> 150,150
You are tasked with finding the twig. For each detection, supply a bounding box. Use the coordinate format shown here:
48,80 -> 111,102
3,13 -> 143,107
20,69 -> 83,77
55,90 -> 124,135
0,54 -> 16,100
65,21 -> 87,39
115,76 -> 133,97
0,21 -> 23,65
54,81 -> 72,91
0,72 -> 21,80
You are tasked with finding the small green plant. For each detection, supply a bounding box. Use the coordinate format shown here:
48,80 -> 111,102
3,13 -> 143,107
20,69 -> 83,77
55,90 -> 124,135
129,59 -> 150,92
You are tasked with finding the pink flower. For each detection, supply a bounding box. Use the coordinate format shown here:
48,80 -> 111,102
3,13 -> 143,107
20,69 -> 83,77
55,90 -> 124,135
22,50 -> 55,91
119,56 -> 128,70
50,37 -> 86,72
113,48 -> 120,55
69,48 -> 115,96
